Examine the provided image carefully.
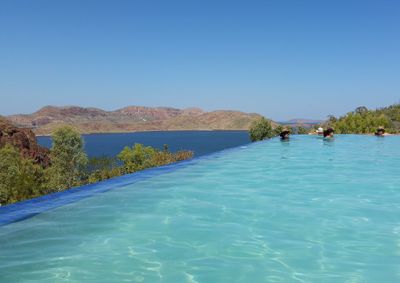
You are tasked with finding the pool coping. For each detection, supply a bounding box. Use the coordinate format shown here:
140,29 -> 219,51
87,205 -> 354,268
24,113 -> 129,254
0,139 -> 266,226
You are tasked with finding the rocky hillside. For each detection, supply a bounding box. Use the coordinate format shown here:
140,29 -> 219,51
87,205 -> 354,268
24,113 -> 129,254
0,116 -> 50,167
7,106 -> 264,135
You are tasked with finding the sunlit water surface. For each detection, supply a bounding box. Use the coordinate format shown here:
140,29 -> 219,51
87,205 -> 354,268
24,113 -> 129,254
1,135 -> 400,283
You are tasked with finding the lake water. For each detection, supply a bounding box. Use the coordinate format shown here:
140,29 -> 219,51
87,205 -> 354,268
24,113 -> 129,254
1,135 -> 400,282
37,131 -> 250,157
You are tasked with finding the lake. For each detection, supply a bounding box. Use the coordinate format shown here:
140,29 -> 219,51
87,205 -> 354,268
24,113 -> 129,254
37,131 -> 251,158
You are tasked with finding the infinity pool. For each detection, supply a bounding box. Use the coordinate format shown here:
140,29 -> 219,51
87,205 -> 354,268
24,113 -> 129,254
1,135 -> 400,283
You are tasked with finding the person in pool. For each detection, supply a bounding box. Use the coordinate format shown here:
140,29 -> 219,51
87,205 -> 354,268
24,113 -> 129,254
279,129 -> 290,140
323,127 -> 334,139
375,126 -> 389,136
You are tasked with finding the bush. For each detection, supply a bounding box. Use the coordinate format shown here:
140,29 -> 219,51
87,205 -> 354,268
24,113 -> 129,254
0,145 -> 46,205
249,117 -> 275,142
118,143 -> 157,173
86,156 -> 122,184
88,167 -> 122,184
118,143 -> 193,174
174,150 -> 194,162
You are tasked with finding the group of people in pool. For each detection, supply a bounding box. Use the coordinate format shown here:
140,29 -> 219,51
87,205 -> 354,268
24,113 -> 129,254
279,126 -> 389,140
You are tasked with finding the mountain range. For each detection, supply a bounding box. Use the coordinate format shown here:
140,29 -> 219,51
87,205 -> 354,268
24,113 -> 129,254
6,106 -> 266,135
279,118 -> 323,128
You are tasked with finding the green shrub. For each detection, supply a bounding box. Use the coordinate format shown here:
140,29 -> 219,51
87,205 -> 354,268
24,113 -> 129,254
118,143 -> 193,174
249,117 -> 275,142
0,145 -> 46,205
86,156 -> 122,183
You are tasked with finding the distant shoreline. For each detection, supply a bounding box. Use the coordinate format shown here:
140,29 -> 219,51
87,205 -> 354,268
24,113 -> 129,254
8,105 -> 264,137
36,129 -> 249,137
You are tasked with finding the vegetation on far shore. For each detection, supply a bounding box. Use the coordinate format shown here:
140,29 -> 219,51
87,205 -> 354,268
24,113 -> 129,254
0,126 -> 193,206
323,104 -> 400,134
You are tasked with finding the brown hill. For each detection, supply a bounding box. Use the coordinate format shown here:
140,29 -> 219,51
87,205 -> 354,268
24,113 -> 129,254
7,106 -> 266,135
0,116 -> 50,167
279,118 -> 323,129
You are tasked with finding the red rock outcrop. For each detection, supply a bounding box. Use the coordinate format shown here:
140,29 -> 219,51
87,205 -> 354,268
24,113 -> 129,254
0,116 -> 51,167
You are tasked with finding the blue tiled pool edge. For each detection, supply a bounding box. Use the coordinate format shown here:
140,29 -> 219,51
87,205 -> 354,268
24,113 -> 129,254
0,140 -> 265,226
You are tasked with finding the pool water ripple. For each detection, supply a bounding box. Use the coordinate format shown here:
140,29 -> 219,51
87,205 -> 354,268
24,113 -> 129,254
1,135 -> 400,282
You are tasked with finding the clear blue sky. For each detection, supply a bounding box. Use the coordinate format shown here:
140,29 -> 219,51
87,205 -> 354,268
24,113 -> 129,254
1,0 -> 399,120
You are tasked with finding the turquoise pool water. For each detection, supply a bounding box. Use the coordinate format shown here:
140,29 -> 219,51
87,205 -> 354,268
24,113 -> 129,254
1,135 -> 400,283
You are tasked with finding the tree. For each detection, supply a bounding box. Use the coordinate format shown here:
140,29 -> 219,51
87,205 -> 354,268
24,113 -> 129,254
0,145 -> 46,205
47,126 -> 88,191
249,117 -> 274,142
